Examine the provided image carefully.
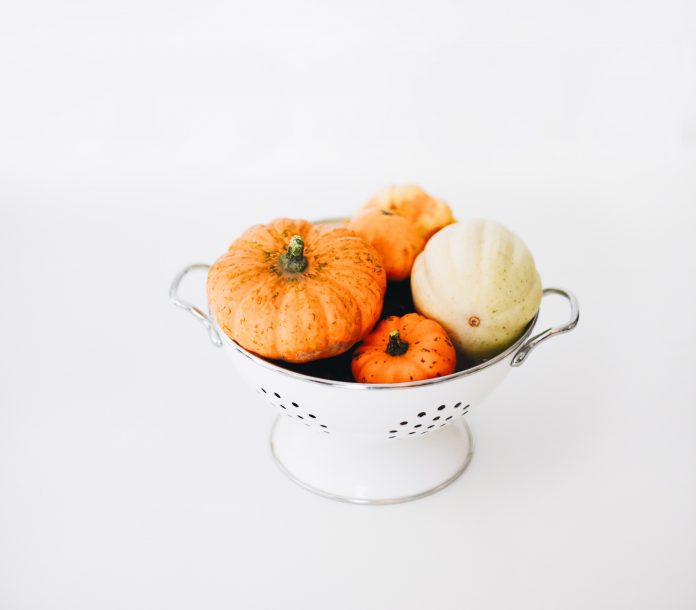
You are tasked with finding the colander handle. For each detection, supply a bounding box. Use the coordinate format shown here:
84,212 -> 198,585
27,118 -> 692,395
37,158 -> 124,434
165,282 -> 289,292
169,264 -> 223,348
510,287 -> 579,367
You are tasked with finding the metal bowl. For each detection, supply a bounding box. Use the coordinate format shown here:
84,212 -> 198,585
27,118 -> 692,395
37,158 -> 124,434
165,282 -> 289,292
170,264 -> 579,504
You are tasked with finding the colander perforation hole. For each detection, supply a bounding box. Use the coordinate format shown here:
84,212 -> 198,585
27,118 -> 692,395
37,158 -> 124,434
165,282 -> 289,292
386,401 -> 472,438
258,395 -> 330,432
260,388 -> 267,393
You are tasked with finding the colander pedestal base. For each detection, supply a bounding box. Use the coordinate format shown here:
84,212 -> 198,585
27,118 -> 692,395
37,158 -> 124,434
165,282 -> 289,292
270,416 -> 474,505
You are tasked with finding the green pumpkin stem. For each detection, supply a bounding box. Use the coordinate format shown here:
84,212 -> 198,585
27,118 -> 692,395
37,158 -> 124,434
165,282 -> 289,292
279,235 -> 308,273
386,329 -> 409,356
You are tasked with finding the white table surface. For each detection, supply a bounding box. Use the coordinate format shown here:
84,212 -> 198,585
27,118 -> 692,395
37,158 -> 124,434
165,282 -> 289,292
1,1 -> 695,609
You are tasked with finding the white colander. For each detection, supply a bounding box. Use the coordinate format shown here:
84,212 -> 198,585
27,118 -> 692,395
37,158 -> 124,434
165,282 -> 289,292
170,264 -> 579,504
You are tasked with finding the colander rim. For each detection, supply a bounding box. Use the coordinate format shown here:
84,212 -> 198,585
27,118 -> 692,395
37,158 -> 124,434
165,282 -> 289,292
213,310 -> 538,389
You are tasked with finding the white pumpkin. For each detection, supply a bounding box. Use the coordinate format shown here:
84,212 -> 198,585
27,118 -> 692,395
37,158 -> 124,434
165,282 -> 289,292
411,219 -> 542,360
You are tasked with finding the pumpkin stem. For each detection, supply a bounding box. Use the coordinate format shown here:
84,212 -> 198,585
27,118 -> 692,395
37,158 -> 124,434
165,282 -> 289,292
386,329 -> 409,356
279,235 -> 308,273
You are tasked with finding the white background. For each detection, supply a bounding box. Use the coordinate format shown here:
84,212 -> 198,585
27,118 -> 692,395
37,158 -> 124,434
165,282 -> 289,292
1,1 -> 695,609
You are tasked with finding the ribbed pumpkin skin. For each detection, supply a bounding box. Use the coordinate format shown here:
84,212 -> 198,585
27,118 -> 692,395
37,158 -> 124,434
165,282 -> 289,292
347,210 -> 425,281
362,184 -> 454,241
208,219 -> 387,363
411,220 -> 542,360
352,314 -> 456,383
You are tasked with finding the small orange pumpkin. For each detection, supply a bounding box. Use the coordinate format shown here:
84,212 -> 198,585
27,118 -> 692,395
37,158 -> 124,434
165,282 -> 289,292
362,184 -> 454,241
208,218 -> 386,363
352,313 -> 456,383
347,209 -> 425,281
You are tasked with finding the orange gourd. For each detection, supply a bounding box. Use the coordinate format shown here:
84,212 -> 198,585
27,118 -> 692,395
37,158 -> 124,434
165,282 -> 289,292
347,209 -> 425,281
208,218 -> 387,363
362,184 -> 454,241
352,313 -> 456,383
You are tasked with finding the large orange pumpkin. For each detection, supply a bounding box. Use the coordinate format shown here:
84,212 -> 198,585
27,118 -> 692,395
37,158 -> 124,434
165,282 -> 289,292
352,313 -> 456,383
208,218 -> 387,363
362,184 -> 454,241
347,209 -> 425,281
